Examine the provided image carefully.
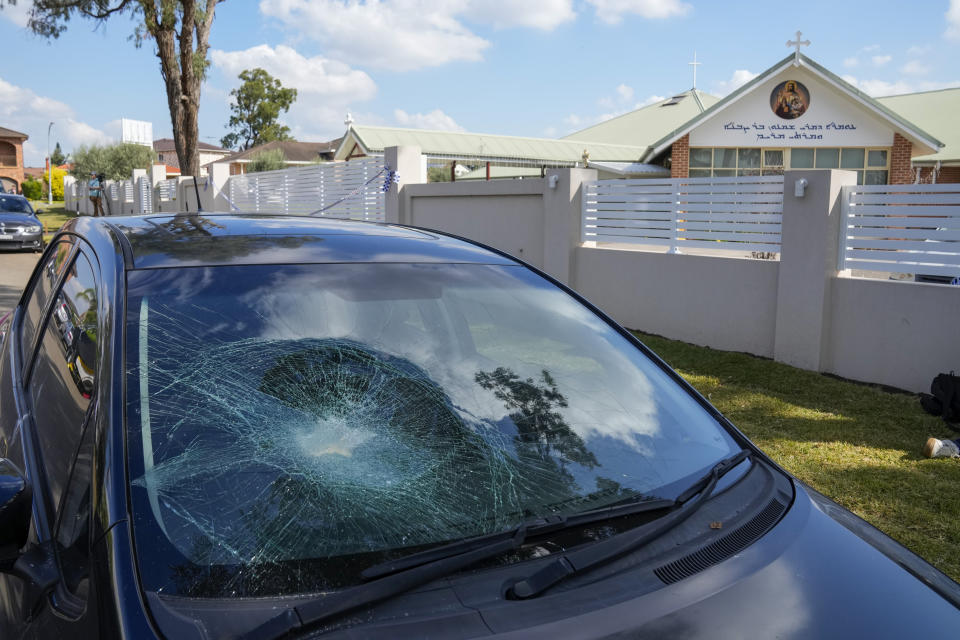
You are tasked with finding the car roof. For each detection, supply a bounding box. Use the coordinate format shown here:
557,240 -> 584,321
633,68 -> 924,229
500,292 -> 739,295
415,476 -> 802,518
67,213 -> 519,270
0,194 -> 28,201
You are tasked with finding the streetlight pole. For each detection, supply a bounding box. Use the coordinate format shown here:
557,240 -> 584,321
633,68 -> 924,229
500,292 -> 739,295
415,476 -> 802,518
47,122 -> 54,205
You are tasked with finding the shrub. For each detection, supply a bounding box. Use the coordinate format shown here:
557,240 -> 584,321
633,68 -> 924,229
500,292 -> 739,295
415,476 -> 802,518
22,177 -> 42,200
71,143 -> 156,181
247,148 -> 287,173
42,167 -> 68,201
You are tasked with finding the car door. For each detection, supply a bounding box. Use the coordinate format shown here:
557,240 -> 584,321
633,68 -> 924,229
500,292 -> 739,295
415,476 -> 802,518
0,243 -> 102,636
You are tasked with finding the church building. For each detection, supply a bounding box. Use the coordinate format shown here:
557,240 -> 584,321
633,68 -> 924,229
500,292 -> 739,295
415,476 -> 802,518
565,48 -> 957,185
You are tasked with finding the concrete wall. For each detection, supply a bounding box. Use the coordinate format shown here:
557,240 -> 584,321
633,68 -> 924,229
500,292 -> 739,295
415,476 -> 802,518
827,277 -> 960,392
573,248 -> 780,357
383,148 -> 960,392
404,179 -> 547,268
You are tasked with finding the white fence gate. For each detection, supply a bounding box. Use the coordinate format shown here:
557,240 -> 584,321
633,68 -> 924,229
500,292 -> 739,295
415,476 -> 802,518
840,183 -> 960,280
225,157 -> 387,221
582,175 -> 784,255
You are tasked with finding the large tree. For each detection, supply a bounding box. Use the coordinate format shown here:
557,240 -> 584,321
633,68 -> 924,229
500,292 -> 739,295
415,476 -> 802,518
2,0 -> 222,177
221,68 -> 297,151
50,142 -> 66,166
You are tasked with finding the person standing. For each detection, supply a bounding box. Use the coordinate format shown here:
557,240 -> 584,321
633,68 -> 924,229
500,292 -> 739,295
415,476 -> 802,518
88,172 -> 105,217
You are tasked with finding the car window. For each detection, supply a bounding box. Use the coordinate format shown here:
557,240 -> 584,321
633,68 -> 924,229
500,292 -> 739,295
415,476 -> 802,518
54,411 -> 95,602
21,240 -> 75,366
28,251 -> 99,519
0,196 -> 33,213
124,263 -> 738,598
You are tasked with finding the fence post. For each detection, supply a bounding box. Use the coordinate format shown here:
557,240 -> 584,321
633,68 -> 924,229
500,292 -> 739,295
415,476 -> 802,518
131,169 -> 147,214
773,169 -> 857,372
542,167 -> 598,286
668,182 -> 682,254
384,146 -> 424,225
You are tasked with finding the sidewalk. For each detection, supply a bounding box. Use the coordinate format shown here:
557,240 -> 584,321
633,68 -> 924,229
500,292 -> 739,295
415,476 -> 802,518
0,252 -> 40,317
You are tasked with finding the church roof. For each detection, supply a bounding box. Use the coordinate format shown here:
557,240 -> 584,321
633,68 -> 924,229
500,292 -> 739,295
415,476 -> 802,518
562,89 -> 720,152
335,125 -> 648,165
877,87 -> 960,165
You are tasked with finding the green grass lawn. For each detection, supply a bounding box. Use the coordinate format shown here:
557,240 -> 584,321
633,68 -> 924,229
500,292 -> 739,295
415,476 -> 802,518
633,330 -> 960,584
28,200 -> 76,242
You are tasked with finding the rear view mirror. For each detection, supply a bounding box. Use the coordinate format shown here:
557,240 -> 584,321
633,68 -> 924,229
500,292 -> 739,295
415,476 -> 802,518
0,458 -> 32,570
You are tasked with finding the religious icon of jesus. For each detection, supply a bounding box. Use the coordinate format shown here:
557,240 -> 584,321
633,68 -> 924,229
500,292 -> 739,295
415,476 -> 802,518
770,80 -> 810,119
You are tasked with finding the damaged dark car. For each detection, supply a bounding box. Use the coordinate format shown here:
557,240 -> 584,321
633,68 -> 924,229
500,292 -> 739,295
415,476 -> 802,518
0,214 -> 958,639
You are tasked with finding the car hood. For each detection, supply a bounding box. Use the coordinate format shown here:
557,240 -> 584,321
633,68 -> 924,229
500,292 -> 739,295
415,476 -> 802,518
477,483 -> 960,639
0,213 -> 40,226
149,483 -> 960,640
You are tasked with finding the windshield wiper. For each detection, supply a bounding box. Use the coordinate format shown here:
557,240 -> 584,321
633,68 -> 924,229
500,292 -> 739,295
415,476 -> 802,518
239,497 -> 676,640
505,449 -> 751,599
362,494 -> 676,581
239,450 -> 749,640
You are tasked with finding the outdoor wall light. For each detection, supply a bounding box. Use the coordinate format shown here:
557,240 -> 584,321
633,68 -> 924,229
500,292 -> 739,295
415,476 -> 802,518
548,175 -> 560,189
794,177 -> 808,198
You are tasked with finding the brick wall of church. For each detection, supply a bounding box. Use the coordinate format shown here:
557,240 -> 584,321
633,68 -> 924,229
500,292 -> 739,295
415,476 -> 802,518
670,134 -> 689,178
890,133 -> 914,184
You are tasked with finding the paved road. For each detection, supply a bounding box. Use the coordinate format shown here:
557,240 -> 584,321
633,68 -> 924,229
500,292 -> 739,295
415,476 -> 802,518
0,251 -> 40,318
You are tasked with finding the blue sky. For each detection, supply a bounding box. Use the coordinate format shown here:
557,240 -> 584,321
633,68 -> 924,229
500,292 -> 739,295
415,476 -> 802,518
2,0 -> 959,165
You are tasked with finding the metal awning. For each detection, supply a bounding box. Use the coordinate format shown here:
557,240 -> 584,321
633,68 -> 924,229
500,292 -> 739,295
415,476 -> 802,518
587,161 -> 670,177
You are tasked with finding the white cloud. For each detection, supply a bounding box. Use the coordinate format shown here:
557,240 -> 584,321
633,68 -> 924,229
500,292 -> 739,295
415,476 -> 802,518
861,44 -> 881,53
947,0 -> 960,40
842,74 -> 960,97
262,0 -> 565,71
714,69 -> 758,96
0,75 -> 113,165
636,94 -> 665,108
586,0 -> 690,24
900,60 -> 930,76
461,0 -> 575,30
616,83 -> 635,101
0,0 -> 31,27
394,108 -> 464,131
906,44 -> 932,56
211,44 -> 379,143
871,54 -> 892,67
211,45 -> 376,102
843,57 -> 859,68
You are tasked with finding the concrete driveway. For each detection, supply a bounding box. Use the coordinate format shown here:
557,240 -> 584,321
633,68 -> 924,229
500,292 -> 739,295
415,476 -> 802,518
0,251 -> 40,318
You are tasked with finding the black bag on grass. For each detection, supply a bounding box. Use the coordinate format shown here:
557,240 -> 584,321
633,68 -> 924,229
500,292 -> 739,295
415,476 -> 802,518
919,372 -> 960,430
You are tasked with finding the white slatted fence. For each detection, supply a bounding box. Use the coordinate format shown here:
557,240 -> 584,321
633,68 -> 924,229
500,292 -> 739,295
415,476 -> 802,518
582,175 -> 784,254
225,157 -> 387,221
840,183 -> 960,279
138,177 -> 152,214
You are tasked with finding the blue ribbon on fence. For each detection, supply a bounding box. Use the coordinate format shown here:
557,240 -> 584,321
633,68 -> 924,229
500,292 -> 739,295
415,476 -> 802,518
308,164 -> 397,216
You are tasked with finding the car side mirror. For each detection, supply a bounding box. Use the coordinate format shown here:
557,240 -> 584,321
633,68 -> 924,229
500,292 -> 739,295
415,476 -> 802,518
34,209 -> 43,214
0,458 -> 32,570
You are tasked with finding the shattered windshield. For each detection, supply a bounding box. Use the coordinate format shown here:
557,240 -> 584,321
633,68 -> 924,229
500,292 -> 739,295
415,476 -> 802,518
124,263 -> 737,597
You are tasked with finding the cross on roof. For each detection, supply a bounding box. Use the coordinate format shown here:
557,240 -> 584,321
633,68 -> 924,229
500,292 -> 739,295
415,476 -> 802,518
689,51 -> 702,89
786,30 -> 811,60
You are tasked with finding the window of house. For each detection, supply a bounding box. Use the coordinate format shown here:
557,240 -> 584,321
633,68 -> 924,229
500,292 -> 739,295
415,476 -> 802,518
0,141 -> 16,167
789,147 -> 889,184
688,147 -> 785,177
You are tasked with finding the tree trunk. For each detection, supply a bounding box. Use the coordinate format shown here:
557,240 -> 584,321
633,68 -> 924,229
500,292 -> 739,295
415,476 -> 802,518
145,0 -> 219,179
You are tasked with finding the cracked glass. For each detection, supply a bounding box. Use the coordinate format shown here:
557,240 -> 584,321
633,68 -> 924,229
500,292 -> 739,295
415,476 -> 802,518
124,263 -> 737,597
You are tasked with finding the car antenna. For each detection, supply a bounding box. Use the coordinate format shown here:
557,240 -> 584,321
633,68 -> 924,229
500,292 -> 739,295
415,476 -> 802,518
192,176 -> 203,212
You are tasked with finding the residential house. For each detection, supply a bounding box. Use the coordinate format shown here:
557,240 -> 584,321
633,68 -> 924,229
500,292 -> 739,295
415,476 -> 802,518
0,126 -> 28,193
153,139 -> 231,177
213,139 -> 342,175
